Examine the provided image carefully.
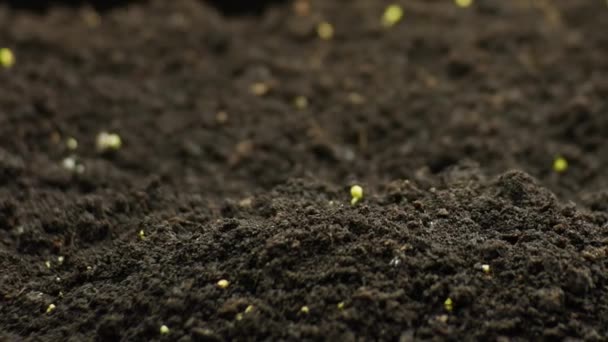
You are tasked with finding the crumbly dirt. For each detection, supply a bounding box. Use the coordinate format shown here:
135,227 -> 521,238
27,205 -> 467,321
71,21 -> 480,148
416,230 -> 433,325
1,0 -> 608,341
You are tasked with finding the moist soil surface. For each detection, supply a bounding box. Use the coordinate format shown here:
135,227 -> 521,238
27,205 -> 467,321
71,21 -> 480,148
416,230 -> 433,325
1,0 -> 608,341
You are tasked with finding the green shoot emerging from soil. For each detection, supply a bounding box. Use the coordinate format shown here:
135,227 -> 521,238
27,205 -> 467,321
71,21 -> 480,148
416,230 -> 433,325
96,132 -> 122,152
553,156 -> 568,173
455,0 -> 474,8
382,4 -> 403,28
0,48 -> 15,68
317,22 -> 334,40
160,325 -> 170,335
444,298 -> 453,312
350,185 -> 363,205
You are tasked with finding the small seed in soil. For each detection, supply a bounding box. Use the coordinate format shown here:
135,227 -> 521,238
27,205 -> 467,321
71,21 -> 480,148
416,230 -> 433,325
381,4 -> 404,28
138,230 -> 145,240
444,297 -> 454,312
81,8 -> 101,27
454,0 -> 474,8
293,0 -> 310,16
46,304 -> 56,314
250,82 -> 270,96
317,22 -> 334,40
62,157 -> 76,170
300,305 -> 310,314
481,264 -> 491,274
217,279 -> 230,289
215,111 -> 229,124
436,314 -> 449,323
160,325 -> 170,335
65,137 -> 78,150
96,132 -> 122,152
0,48 -> 15,68
389,256 -> 402,267
62,157 -> 85,174
348,92 -> 366,105
294,96 -> 309,109
350,185 -> 364,205
553,156 -> 568,173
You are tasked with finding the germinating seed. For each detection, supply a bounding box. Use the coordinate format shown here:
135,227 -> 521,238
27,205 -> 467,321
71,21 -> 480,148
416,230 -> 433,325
382,4 -> 403,28
217,279 -> 230,289
389,256 -> 401,267
317,22 -> 334,40
96,131 -> 122,152
66,137 -> 78,150
0,48 -> 15,68
350,185 -> 363,205
553,156 -> 568,173
455,0 -> 474,8
444,298 -> 453,312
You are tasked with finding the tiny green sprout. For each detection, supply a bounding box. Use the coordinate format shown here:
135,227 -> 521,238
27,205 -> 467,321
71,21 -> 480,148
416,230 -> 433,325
245,305 -> 254,314
382,4 -> 404,28
46,303 -> 56,314
45,260 -> 52,268
317,21 -> 334,40
294,96 -> 309,109
160,325 -> 170,335
444,298 -> 453,312
454,0 -> 473,8
350,185 -> 363,205
300,305 -> 310,314
57,256 -> 65,265
96,131 -> 122,152
337,302 -> 345,310
0,48 -> 15,68
235,313 -> 244,321
481,264 -> 491,274
553,156 -> 568,173
66,137 -> 78,150
138,230 -> 145,240
217,279 -> 230,289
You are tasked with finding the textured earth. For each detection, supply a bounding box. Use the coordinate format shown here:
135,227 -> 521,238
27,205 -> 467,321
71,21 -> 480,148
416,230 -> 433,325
1,0 -> 607,340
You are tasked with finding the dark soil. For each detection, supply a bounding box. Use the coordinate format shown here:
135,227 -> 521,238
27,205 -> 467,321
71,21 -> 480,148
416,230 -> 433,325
1,0 -> 608,340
